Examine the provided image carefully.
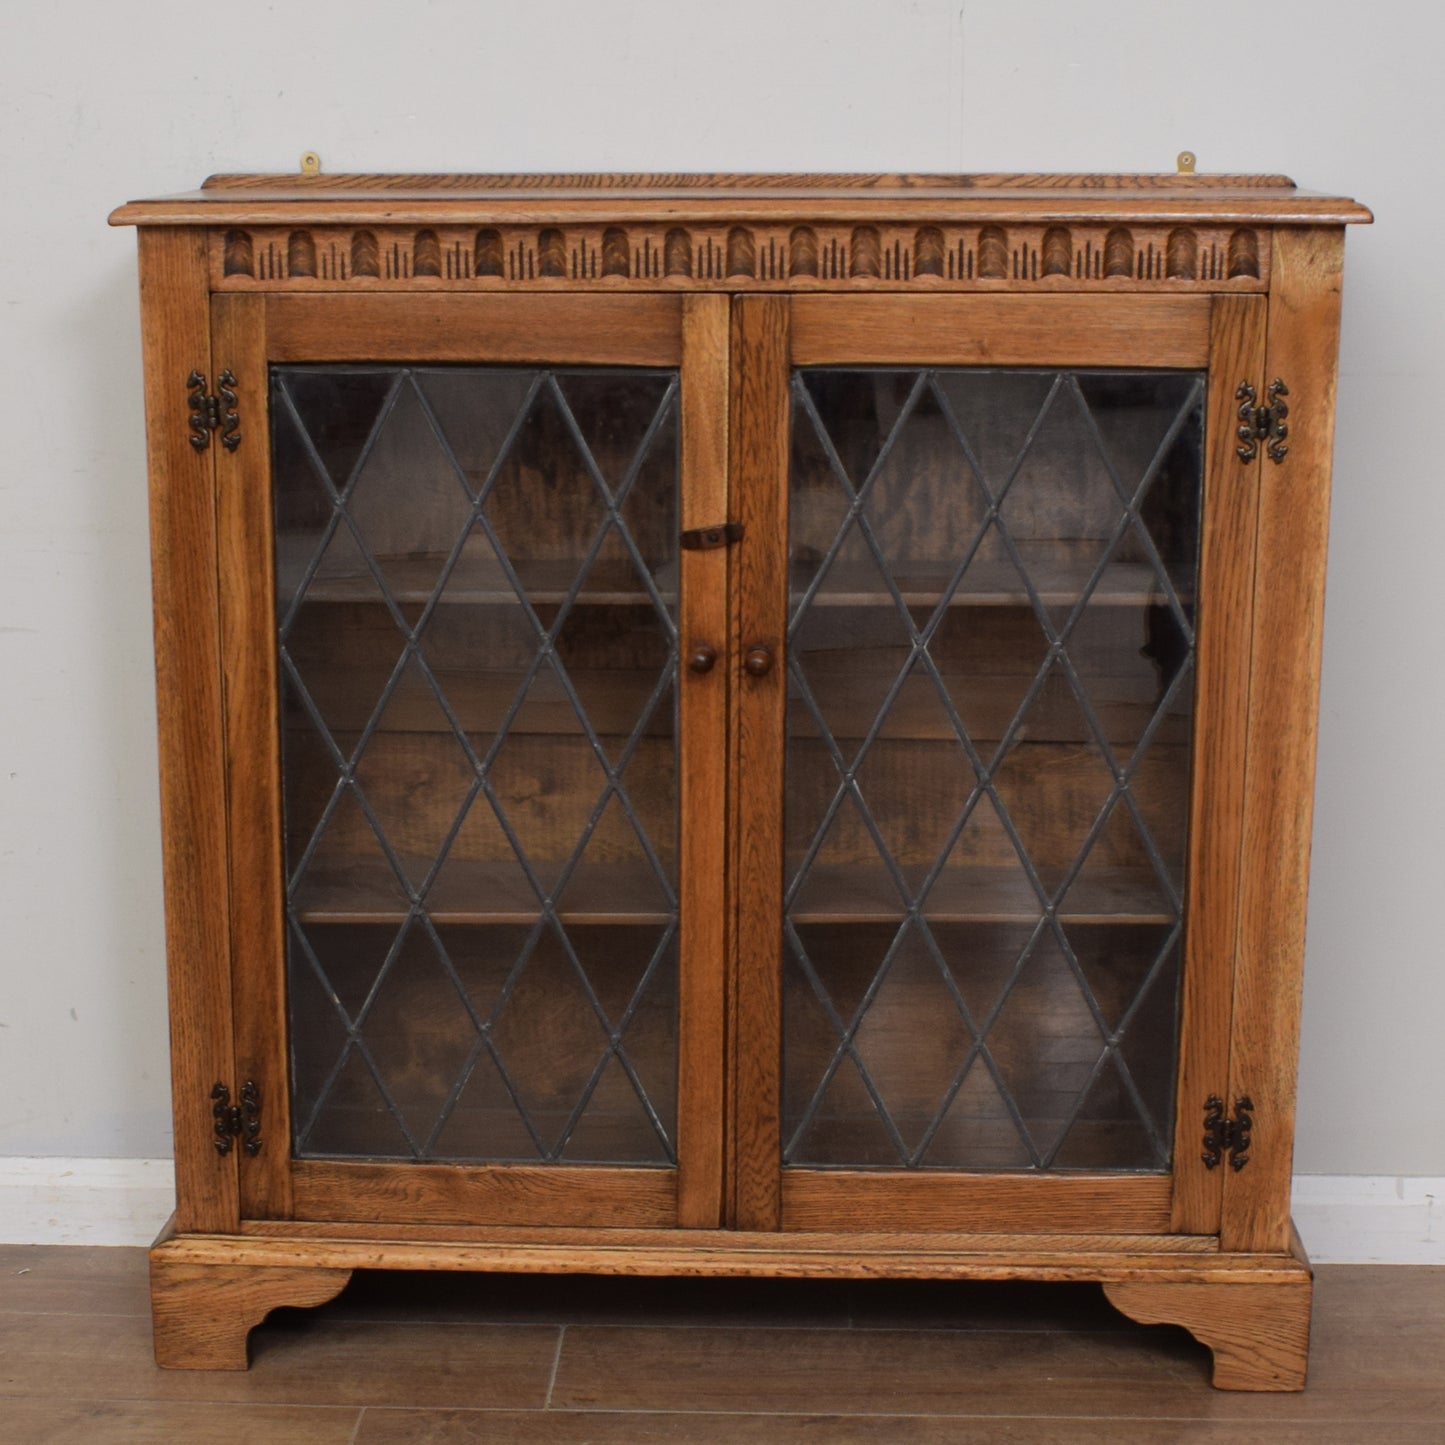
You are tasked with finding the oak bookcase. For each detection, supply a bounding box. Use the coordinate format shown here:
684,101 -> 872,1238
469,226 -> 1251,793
112,171 -> 1370,1389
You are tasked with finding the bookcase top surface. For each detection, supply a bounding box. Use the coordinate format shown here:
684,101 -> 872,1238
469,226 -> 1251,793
110,172 -> 1373,227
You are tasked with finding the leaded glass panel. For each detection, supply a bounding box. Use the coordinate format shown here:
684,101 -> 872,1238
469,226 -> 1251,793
783,368 -> 1203,1172
273,365 -> 680,1165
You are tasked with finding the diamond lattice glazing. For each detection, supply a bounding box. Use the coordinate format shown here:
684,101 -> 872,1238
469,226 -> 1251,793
272,365 -> 681,1164
783,368 -> 1204,1172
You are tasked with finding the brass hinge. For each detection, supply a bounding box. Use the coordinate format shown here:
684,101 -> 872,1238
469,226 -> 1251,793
1202,1094 -> 1253,1171
187,369 -> 241,452
1235,379 -> 1289,464
211,1080 -> 262,1157
680,521 -> 744,551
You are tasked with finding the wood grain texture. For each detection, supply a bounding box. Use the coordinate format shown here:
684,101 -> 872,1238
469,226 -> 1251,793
351,228 -> 380,277
1224,228 -> 1347,1254
286,230 -> 316,278
790,295 -> 1211,366
160,1228 -> 1315,1277
1042,225 -> 1072,276
1104,1272 -> 1312,1390
729,296 -> 791,1231
194,172 -> 1305,192
212,294 -> 292,1222
474,228 -> 504,277
1169,295 -> 1268,1235
1166,226 -> 1198,280
1228,228 -> 1261,279
780,1172 -> 1171,1234
233,1218 -> 1216,1251
264,293 -> 683,363
0,1401 -> 363,1444
150,1257 -> 351,1369
412,229 -> 443,277
1104,226 -> 1134,277
112,173 -> 1374,233
676,294 -> 731,1228
291,1162 -> 676,1228
198,220 -> 1280,294
914,225 -> 945,276
222,227 -> 253,276
664,226 -> 692,277
136,227 -> 238,1234
538,227 -> 567,277
977,224 -> 1009,278
848,225 -> 881,278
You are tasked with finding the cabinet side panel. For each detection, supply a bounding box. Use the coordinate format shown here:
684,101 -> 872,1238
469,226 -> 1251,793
137,228 -> 239,1231
731,296 -> 791,1231
213,294 -> 292,1219
677,296 -> 731,1227
1171,296 -> 1267,1233
1224,228 -> 1346,1253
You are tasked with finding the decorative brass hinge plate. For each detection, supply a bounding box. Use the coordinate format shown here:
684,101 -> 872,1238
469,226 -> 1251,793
211,1080 -> 262,1157
680,521 -> 744,551
1202,1094 -> 1254,1171
1235,379 -> 1289,464
187,369 -> 241,452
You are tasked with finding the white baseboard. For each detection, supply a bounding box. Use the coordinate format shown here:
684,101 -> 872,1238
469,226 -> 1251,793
0,1158 -> 1440,1262
1290,1174 -> 1442,1264
0,1157 -> 175,1246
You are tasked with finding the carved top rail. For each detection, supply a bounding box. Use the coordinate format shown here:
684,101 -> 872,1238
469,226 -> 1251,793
109,174 -> 1371,294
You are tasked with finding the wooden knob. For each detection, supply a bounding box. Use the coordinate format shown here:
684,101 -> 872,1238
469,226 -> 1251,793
743,644 -> 774,677
688,642 -> 718,674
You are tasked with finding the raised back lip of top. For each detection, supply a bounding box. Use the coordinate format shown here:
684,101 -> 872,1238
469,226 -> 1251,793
193,171 -> 1306,191
109,171 -> 1373,227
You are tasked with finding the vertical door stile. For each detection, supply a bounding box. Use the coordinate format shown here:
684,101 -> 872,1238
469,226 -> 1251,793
676,296 -> 731,1227
213,292 -> 293,1220
141,228 -> 239,1233
1170,295 -> 1267,1235
730,296 -> 792,1231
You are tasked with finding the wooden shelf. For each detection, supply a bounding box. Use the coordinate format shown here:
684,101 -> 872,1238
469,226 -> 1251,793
789,865 -> 1175,925
294,857 -> 1169,928
291,665 -> 671,739
294,857 -> 674,926
792,558 -> 1191,609
791,670 -> 1188,746
278,541 -> 1186,612
289,663 -> 1181,747
278,535 -> 676,608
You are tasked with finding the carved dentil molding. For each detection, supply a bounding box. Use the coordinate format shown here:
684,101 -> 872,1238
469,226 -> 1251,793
213,221 -> 1268,291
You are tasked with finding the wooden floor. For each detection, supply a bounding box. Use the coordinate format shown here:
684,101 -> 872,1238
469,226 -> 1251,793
1,1248 -> 1441,1442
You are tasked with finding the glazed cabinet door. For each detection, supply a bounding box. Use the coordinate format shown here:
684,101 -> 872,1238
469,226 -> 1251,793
732,293 -> 1266,1235
215,293 -> 728,1229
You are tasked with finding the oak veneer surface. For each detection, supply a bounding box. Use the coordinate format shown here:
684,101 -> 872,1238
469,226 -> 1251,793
1,1247 -> 1441,1441
110,172 -> 1373,227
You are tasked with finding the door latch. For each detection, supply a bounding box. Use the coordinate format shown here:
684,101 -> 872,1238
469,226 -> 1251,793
680,521 -> 744,551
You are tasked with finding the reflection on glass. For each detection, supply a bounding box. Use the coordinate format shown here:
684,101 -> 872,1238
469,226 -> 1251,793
783,369 -> 1203,1172
274,366 -> 680,1164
